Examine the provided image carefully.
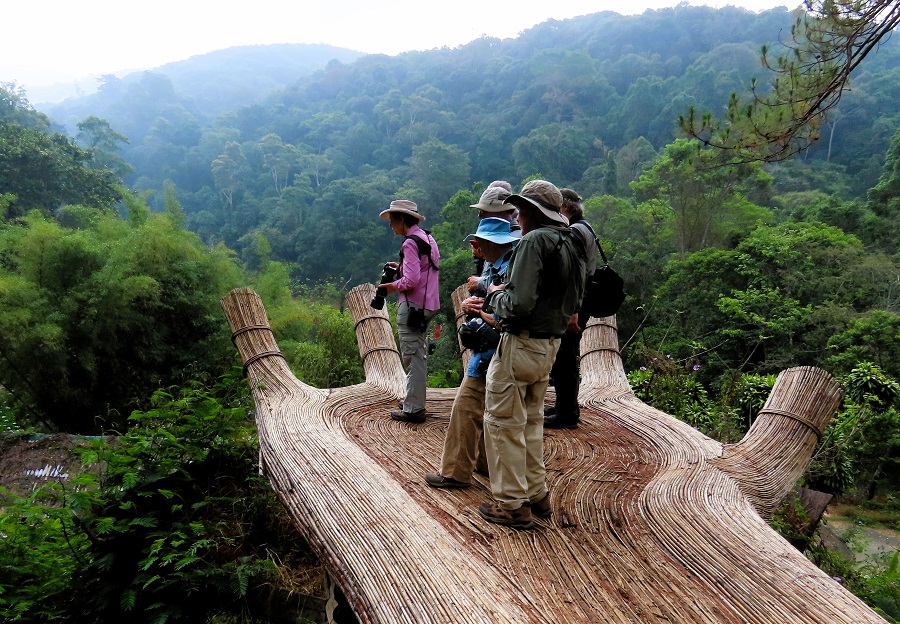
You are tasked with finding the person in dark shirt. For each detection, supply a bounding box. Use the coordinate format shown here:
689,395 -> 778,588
545,188 -> 599,429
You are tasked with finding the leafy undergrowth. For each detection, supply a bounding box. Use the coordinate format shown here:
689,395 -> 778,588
0,368 -> 326,624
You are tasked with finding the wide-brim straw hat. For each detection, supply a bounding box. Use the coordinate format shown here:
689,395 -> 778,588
380,199 -> 425,221
504,180 -> 568,226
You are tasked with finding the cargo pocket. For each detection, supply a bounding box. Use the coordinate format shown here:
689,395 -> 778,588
396,304 -> 409,327
511,337 -> 552,385
485,378 -> 518,426
398,333 -> 417,369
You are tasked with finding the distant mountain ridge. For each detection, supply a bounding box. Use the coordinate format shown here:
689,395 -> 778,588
40,43 -> 364,133
152,44 -> 364,113
26,5 -> 900,285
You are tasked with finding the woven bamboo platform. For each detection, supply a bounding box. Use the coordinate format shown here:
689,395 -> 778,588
221,284 -> 886,624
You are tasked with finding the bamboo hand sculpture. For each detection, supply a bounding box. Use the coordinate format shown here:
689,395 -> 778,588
221,285 -> 886,624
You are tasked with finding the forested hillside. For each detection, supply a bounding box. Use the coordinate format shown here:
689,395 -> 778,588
42,43 -> 363,129
32,6 -> 900,285
2,0 -> 897,491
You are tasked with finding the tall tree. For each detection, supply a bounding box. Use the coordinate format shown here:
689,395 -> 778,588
865,122 -> 900,253
0,121 -> 120,217
0,206 -> 241,433
681,0 -> 900,162
258,133 -> 303,198
0,82 -> 52,131
76,116 -> 134,179
406,138 -> 470,212
631,139 -> 772,254
211,141 -> 247,212
511,122 -> 596,185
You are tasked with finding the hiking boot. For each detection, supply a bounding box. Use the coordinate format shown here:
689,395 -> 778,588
424,472 -> 469,489
544,413 -> 579,429
390,408 -> 427,423
543,406 -> 557,417
532,492 -> 552,519
478,502 -> 534,530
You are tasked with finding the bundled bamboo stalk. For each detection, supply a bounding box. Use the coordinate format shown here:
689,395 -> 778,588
450,283 -> 473,372
711,366 -> 843,517
222,288 -> 541,624
345,283 -> 406,396
579,315 -> 632,398
220,286 -> 886,624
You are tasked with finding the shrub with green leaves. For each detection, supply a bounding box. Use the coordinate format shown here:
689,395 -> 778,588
50,369 -> 320,624
0,487 -> 89,622
627,352 -> 785,443
0,205 -> 242,433
627,350 -> 718,431
806,362 -> 900,498
257,268 -> 364,389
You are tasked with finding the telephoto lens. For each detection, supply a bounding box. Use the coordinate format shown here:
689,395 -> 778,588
370,263 -> 398,309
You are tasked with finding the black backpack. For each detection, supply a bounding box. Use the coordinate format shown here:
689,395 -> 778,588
582,247 -> 626,318
585,239 -> 626,320
567,220 -> 626,318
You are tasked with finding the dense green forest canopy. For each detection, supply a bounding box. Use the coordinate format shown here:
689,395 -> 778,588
30,5 -> 900,287
0,0 -> 898,481
2,4 -> 898,430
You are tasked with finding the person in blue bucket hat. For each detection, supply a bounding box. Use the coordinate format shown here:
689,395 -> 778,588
424,217 -> 516,490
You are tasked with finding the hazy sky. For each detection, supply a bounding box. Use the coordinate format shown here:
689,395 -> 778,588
4,0 -> 792,90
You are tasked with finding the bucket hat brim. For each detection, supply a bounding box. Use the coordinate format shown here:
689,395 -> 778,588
504,195 -> 569,226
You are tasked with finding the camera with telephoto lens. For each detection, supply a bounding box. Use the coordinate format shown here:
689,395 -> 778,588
458,316 -> 501,353
370,262 -> 399,310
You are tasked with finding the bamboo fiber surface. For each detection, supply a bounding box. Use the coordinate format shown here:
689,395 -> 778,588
221,287 -> 886,624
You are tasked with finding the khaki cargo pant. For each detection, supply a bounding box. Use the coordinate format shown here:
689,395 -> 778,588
483,331 -> 560,510
439,374 -> 488,483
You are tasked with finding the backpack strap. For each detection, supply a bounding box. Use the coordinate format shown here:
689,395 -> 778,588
402,232 -> 440,271
540,229 -> 585,298
572,219 -> 607,264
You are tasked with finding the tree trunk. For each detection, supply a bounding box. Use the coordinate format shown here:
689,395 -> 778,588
221,285 -> 885,624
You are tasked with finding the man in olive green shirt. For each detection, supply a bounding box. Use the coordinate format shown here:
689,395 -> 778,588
478,180 -> 586,530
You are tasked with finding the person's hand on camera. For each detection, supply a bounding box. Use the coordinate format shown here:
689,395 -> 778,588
566,312 -> 581,334
461,296 -> 484,315
487,282 -> 506,294
466,275 -> 481,292
381,282 -> 397,295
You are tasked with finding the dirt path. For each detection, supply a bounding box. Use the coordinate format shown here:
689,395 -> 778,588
824,515 -> 900,561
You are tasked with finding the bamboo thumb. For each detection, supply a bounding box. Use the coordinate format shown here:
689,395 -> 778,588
712,366 -> 843,518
